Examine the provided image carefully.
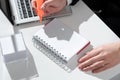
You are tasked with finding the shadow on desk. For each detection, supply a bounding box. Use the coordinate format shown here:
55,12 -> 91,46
5,50 -> 38,80
58,1 -> 94,34
110,73 -> 120,80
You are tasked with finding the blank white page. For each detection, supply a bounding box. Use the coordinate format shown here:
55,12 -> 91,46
14,34 -> 26,52
0,36 -> 15,55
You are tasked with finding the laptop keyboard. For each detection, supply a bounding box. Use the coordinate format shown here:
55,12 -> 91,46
17,0 -> 37,19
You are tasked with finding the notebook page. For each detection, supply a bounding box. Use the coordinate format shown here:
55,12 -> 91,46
0,36 -> 15,55
34,19 -> 90,61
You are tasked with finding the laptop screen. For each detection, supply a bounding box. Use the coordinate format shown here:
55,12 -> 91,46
0,0 -> 13,23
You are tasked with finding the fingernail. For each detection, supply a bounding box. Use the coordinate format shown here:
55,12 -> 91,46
80,68 -> 88,72
92,71 -> 96,73
79,59 -> 83,63
82,68 -> 88,71
79,67 -> 83,71
92,70 -> 98,73
79,66 -> 84,71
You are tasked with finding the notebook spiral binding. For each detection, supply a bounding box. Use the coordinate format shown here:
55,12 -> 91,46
32,35 -> 72,72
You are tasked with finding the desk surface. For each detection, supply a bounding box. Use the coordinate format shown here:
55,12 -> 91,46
0,1 -> 120,80
0,10 -> 14,37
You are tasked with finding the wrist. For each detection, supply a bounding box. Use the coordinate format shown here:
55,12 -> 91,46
117,41 -> 120,63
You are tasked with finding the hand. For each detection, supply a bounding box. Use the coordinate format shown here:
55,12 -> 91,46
78,41 -> 120,73
31,0 -> 67,16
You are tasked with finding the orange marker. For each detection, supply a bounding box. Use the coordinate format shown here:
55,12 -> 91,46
36,0 -> 44,23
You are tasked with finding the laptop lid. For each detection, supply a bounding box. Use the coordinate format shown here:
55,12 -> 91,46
0,0 -> 13,24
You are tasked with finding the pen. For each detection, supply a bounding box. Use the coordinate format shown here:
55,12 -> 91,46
36,0 -> 44,23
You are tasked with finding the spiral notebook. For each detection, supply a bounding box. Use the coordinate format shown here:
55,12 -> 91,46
32,19 -> 93,72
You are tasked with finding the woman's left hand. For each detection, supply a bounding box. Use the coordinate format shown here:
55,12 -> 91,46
78,41 -> 120,73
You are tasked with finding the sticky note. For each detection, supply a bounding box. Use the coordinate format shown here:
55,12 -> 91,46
36,0 -> 44,23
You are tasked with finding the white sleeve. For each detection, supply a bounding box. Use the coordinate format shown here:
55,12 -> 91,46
67,0 -> 72,5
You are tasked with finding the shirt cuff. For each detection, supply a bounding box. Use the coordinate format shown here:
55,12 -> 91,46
67,0 -> 72,5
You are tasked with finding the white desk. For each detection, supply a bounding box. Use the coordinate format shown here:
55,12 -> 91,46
0,10 -> 14,80
0,1 -> 120,80
0,10 -> 14,37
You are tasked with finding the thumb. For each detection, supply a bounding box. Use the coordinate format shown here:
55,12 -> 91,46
31,0 -> 37,9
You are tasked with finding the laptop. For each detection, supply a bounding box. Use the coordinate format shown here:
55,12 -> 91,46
0,0 -> 13,23
7,0 -> 72,25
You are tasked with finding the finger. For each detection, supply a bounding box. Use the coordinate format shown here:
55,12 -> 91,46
44,6 -> 59,16
31,0 -> 37,9
42,7 -> 55,16
43,10 -> 50,16
43,1 -> 60,11
79,48 -> 101,63
80,60 -> 106,71
41,2 -> 47,10
92,63 -> 112,73
41,1 -> 56,16
41,0 -> 55,9
79,53 -> 105,70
